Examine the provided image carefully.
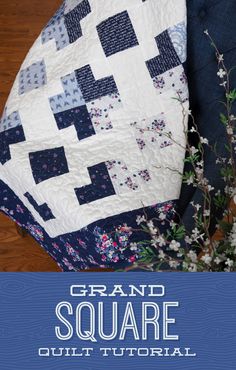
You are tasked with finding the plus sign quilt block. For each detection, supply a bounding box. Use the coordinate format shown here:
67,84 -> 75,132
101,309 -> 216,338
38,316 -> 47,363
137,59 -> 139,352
41,0 -> 91,50
0,0 -> 188,271
0,108 -> 26,165
146,21 -> 188,102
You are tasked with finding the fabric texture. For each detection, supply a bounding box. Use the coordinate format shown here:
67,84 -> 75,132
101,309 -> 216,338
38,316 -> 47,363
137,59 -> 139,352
178,0 -> 236,233
0,0 -> 188,271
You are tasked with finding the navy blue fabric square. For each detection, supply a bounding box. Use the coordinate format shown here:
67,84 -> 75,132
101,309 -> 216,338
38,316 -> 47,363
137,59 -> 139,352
24,192 -> 55,221
0,126 -> 26,165
146,30 -> 181,78
97,10 -> 139,57
29,146 -> 69,184
75,162 -> 116,205
64,0 -> 91,43
54,105 -> 95,140
75,65 -> 118,103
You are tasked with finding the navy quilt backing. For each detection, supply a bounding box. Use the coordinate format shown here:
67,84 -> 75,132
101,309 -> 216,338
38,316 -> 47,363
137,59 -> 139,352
178,0 -> 236,233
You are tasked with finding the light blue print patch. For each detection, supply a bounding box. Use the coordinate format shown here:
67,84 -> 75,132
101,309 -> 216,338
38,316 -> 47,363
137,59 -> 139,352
41,0 -> 91,51
49,72 -> 85,114
0,108 -> 22,133
168,21 -> 187,63
18,60 -> 47,95
41,17 -> 70,51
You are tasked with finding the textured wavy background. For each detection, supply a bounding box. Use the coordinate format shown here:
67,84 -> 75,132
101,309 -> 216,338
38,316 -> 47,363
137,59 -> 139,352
0,273 -> 236,369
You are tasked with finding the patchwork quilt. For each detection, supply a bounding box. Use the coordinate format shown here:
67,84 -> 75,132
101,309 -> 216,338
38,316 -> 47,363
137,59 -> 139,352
0,0 -> 188,271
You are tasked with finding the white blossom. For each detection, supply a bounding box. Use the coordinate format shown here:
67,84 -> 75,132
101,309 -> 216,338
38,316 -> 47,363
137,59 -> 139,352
207,185 -> 215,192
227,126 -> 233,135
158,250 -> 165,259
197,160 -> 204,167
147,220 -> 157,235
195,203 -> 201,211
217,68 -> 226,78
147,220 -> 154,228
225,258 -> 234,267
191,202 -> 201,211
201,253 -> 212,265
191,228 -> 200,238
203,210 -> 210,217
220,81 -> 227,87
169,240 -> 181,252
195,166 -> 204,176
130,243 -> 138,251
186,175 -> 194,185
169,260 -> 180,269
187,250 -> 198,263
229,222 -> 236,248
177,250 -> 184,257
108,250 -> 114,258
200,177 -> 209,186
214,257 -> 222,265
188,263 -> 198,272
224,186 -> 235,197
156,235 -> 166,247
190,146 -> 198,155
200,137 -> 209,145
204,239 -> 210,246
136,215 -> 146,225
151,239 -> 158,248
185,109 -> 192,116
185,235 -> 192,244
159,212 -> 166,221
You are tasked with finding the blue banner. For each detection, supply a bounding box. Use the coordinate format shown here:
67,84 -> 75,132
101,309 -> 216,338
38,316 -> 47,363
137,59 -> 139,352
0,273 -> 235,369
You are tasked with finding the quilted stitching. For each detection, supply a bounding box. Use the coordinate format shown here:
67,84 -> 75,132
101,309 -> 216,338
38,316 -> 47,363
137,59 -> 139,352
0,0 -> 188,271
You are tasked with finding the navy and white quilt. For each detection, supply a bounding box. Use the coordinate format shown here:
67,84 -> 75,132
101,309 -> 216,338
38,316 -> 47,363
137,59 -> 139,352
0,0 -> 188,271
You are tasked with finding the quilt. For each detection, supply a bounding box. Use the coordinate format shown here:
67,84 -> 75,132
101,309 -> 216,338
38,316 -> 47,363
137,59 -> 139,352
0,0 -> 188,271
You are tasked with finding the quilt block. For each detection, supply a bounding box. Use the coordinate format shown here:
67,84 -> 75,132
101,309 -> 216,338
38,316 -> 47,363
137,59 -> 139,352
0,0 -> 188,271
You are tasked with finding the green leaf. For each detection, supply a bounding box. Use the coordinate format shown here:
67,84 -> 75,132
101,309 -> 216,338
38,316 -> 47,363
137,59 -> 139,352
183,171 -> 195,181
224,144 -> 231,153
220,113 -> 228,125
226,88 -> 236,102
220,166 -> 233,179
218,220 -> 233,235
213,193 -> 227,209
140,225 -> 150,233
